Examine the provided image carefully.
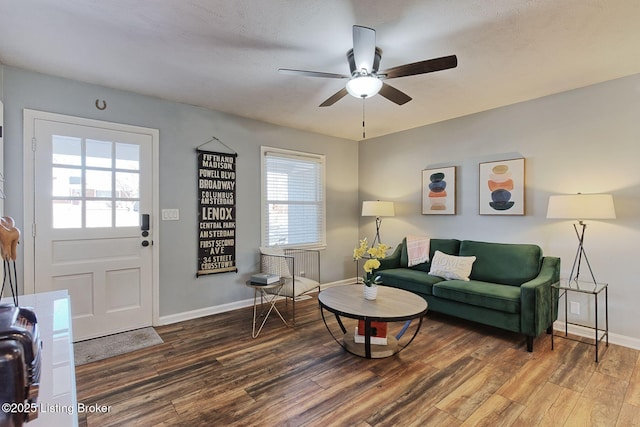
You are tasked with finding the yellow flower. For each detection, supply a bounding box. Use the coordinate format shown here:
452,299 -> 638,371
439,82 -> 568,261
363,258 -> 381,273
353,238 -> 369,260
353,239 -> 390,285
367,243 -> 390,259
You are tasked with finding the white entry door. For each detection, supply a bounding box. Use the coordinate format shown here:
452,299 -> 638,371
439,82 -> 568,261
23,110 -> 158,341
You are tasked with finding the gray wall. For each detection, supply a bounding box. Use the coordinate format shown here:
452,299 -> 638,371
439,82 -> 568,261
359,73 -> 640,344
1,65 -> 359,318
4,64 -> 639,346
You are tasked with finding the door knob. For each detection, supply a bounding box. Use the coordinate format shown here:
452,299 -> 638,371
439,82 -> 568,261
141,240 -> 150,247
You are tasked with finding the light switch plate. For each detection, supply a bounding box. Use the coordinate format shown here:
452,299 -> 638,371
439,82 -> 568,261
162,209 -> 179,221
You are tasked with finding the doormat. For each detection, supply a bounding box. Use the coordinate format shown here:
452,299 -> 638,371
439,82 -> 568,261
74,327 -> 163,366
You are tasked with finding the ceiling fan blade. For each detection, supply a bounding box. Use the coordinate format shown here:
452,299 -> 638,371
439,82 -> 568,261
278,68 -> 348,79
380,55 -> 457,79
352,25 -> 376,73
378,83 -> 412,105
319,88 -> 348,107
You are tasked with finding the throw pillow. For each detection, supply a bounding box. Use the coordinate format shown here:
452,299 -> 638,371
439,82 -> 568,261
428,250 -> 476,281
259,246 -> 293,278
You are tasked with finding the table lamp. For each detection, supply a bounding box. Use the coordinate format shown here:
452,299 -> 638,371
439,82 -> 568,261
362,201 -> 395,245
546,193 -> 616,284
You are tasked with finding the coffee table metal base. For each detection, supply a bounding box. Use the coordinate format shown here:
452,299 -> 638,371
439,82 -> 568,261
342,333 -> 398,358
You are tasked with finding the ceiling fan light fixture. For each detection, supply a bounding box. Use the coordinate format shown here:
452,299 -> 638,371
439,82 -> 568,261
346,75 -> 382,98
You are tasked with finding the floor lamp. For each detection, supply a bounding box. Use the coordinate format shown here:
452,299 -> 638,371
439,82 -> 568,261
361,201 -> 395,246
546,193 -> 616,284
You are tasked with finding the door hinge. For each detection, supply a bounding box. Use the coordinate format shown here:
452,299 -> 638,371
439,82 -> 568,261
31,137 -> 37,152
32,223 -> 36,238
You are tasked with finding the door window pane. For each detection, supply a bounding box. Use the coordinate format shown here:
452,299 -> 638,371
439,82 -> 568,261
86,200 -> 112,228
116,203 -> 139,227
52,200 -> 82,229
116,172 -> 139,199
52,135 -> 81,166
85,170 -> 112,198
116,143 -> 140,170
86,139 -> 112,168
52,167 -> 81,198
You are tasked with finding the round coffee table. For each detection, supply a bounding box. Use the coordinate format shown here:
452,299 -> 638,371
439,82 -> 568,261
318,285 -> 428,358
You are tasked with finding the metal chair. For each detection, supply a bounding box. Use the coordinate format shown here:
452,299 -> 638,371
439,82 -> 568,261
259,247 -> 321,324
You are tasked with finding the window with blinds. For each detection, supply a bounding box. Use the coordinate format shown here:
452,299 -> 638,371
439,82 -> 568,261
261,147 -> 326,248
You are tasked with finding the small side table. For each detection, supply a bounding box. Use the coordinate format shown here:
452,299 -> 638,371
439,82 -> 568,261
551,279 -> 608,362
246,279 -> 289,338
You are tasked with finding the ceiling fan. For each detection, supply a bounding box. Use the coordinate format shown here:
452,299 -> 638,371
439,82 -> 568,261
279,25 -> 457,107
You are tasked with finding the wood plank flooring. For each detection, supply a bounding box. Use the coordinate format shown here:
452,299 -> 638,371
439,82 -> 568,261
75,294 -> 640,426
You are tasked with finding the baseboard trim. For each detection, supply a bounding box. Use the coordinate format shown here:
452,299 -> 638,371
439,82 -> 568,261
157,278 -> 356,326
553,321 -> 640,351
158,299 -> 254,326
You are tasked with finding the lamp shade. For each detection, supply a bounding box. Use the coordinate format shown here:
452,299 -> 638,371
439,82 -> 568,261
346,75 -> 383,98
362,201 -> 395,217
546,194 -> 616,220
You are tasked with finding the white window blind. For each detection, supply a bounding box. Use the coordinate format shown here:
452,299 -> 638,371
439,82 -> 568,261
261,147 -> 325,248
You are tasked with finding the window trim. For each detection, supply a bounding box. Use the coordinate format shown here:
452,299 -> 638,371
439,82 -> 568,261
260,146 -> 326,249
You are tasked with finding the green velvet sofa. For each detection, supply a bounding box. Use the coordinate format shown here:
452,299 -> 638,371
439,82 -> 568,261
376,238 -> 560,351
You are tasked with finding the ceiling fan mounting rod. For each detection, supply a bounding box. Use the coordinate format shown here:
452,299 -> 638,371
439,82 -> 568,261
356,68 -> 373,77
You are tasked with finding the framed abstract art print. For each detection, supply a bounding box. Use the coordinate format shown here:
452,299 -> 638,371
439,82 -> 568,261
422,166 -> 456,215
479,158 -> 525,215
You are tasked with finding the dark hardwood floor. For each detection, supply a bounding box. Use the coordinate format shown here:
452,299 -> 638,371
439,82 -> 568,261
75,293 -> 640,426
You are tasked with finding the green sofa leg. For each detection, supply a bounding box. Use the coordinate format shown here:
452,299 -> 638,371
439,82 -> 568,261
526,336 -> 534,352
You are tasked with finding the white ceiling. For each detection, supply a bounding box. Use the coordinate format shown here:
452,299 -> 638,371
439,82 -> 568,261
1,0 -> 639,141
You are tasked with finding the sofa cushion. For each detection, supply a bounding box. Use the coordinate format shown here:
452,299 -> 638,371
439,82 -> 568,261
400,238 -> 461,271
429,250 -> 476,281
459,240 -> 542,286
432,280 -> 521,313
376,268 -> 444,296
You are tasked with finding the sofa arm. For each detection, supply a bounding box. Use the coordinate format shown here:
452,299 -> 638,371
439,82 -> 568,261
376,243 -> 402,271
520,256 -> 561,337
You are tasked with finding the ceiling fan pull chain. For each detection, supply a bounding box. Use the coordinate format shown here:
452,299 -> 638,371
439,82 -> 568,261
362,96 -> 366,139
